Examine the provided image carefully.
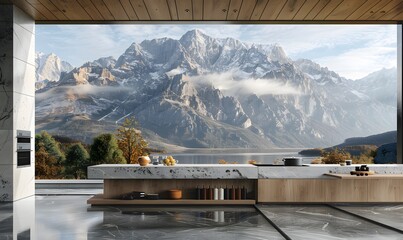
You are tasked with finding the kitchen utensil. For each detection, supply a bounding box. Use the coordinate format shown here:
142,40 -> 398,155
282,157 -> 302,166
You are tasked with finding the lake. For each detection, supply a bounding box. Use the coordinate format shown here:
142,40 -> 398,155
150,148 -> 318,164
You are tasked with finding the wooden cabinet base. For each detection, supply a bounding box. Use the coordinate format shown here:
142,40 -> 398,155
258,178 -> 403,203
87,194 -> 256,205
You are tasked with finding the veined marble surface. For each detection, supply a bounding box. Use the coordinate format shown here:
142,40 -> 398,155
88,164 -> 258,179
89,164 -> 403,179
258,164 -> 403,178
256,204 -> 403,240
332,204 -> 403,231
0,196 -> 284,240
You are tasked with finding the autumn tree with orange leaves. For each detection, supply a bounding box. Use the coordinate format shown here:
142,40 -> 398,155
116,117 -> 149,164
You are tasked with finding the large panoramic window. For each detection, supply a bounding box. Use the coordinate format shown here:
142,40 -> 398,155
35,24 -> 397,177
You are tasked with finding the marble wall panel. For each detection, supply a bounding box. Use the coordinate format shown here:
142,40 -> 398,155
13,92 -> 34,131
13,165 -> 35,200
0,130 -> 14,165
0,22 -> 13,61
12,58 -> 35,96
0,5 -> 35,202
0,91 -> 13,130
13,6 -> 35,34
12,23 -> 35,66
0,5 -> 13,22
0,164 -> 13,201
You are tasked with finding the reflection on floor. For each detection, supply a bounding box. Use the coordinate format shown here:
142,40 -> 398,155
1,196 -> 283,240
1,196 -> 403,239
256,204 -> 403,240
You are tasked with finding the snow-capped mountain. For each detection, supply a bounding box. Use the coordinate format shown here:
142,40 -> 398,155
349,68 -> 397,107
35,29 -> 397,148
35,52 -> 73,90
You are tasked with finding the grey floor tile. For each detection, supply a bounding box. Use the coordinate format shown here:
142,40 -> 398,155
332,204 -> 403,231
256,204 -> 403,240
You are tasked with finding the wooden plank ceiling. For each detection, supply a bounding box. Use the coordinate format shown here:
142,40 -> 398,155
4,0 -> 403,22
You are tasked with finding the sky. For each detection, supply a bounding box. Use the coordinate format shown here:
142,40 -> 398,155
36,24 -> 398,80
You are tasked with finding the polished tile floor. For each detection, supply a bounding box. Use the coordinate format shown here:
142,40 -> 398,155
256,205 -> 403,240
0,195 -> 402,240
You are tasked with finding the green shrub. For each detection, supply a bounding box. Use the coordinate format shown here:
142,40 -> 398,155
89,133 -> 126,165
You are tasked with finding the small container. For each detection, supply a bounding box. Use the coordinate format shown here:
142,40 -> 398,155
209,186 -> 213,200
225,186 -> 229,200
241,187 -> 247,200
168,189 -> 182,199
236,187 -> 241,200
138,156 -> 151,166
196,186 -> 201,200
231,186 -> 236,200
219,187 -> 224,200
214,187 -> 218,200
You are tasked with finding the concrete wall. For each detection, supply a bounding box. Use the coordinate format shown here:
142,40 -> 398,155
0,5 -> 35,201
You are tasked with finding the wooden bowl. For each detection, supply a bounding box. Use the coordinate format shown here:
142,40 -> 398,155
168,189 -> 182,199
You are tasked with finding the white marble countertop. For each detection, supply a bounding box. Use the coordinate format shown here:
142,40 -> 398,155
88,164 -> 403,180
88,164 -> 258,179
258,164 -> 403,178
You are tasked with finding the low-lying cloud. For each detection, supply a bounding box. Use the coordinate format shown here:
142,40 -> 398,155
190,72 -> 302,97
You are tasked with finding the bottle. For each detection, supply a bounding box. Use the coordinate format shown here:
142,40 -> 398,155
224,185 -> 229,200
214,187 -> 218,200
241,186 -> 247,200
231,185 -> 235,200
219,186 -> 224,200
202,185 -> 206,200
209,186 -> 213,200
196,186 -> 201,200
236,186 -> 241,200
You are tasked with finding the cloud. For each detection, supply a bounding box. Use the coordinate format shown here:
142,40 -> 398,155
315,46 -> 397,79
190,72 -> 302,97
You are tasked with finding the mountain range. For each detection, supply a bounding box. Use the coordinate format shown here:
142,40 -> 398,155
35,29 -> 397,149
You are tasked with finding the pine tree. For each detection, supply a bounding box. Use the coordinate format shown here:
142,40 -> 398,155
89,133 -> 126,165
65,143 -> 90,179
116,117 -> 149,164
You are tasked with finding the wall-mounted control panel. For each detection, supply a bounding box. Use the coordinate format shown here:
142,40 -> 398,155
16,130 -> 31,167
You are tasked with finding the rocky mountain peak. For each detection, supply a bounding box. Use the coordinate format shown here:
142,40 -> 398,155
267,44 -> 289,63
179,29 -> 208,42
35,52 -> 74,90
90,56 -> 116,69
295,58 -> 345,86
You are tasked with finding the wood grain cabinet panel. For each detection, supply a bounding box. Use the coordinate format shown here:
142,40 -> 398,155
367,179 -> 403,202
325,179 -> 368,202
258,178 -> 403,203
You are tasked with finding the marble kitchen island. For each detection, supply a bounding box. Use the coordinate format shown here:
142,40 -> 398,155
88,164 -> 403,205
87,164 -> 258,206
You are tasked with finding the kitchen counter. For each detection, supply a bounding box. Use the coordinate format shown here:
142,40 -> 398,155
258,164 -> 403,179
324,173 -> 403,179
87,164 -> 403,204
88,164 -> 403,180
88,164 -> 258,179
